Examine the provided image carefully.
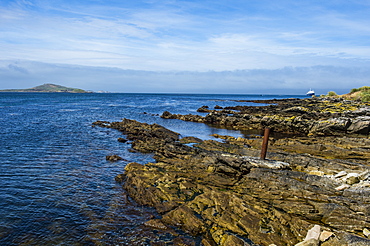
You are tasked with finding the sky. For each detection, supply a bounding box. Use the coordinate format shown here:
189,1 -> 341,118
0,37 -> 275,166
0,0 -> 370,94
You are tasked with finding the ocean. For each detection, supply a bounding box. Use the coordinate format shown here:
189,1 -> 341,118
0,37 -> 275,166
0,92 -> 305,245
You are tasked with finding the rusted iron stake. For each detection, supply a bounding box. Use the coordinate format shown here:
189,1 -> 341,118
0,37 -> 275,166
260,128 -> 271,160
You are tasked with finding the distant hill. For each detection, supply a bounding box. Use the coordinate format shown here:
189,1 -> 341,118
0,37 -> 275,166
0,83 -> 91,93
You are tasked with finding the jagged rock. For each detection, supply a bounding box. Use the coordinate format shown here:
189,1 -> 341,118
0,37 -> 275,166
309,117 -> 351,136
161,206 -> 206,235
117,137 -> 128,143
335,184 -> 350,191
347,116 -> 370,134
180,136 -> 203,144
161,110 -> 172,118
241,156 -> 290,169
144,219 -> 168,230
309,170 -> 325,176
221,233 -> 250,246
161,111 -> 204,122
334,171 -> 347,178
329,231 -> 370,246
283,106 -> 309,113
172,236 -> 197,246
115,173 -> 125,183
201,238 -> 214,246
364,228 -> 370,238
319,231 -> 333,242
94,115 -> 370,245
197,105 -> 212,113
359,171 -> 370,181
346,173 -> 360,185
304,225 -> 321,241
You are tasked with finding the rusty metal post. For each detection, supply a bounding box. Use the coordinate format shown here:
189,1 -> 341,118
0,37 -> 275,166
260,128 -> 270,160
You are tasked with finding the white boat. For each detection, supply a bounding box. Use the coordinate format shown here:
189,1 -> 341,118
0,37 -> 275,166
306,89 -> 315,96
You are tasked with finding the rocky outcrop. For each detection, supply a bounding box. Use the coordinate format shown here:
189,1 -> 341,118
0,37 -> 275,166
106,154 -> 123,161
93,118 -> 370,246
161,97 -> 370,136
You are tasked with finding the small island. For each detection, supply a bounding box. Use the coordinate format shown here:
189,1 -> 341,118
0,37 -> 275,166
0,83 -> 91,93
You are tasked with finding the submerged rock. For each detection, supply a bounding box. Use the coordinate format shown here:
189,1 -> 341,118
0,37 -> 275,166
106,155 -> 123,162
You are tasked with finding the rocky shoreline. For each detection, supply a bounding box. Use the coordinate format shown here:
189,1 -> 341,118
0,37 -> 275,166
162,97 -> 370,136
94,97 -> 370,246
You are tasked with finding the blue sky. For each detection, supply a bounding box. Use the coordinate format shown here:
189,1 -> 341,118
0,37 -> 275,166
0,0 -> 370,94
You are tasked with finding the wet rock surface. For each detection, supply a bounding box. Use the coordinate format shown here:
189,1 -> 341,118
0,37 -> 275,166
93,101 -> 370,246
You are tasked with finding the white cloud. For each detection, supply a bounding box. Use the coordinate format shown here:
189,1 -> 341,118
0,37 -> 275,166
0,1 -> 370,93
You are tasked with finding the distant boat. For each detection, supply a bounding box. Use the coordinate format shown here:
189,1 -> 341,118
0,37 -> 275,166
306,89 -> 315,96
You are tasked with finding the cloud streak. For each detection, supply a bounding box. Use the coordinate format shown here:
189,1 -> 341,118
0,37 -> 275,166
1,60 -> 368,95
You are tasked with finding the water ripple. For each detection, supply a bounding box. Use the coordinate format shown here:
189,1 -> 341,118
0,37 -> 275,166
0,92 -> 303,245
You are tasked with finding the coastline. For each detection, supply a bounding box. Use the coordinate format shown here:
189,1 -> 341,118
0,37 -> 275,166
95,97 -> 370,245
0,83 -> 91,93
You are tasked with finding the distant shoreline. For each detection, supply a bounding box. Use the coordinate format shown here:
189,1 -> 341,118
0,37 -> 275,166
0,83 -> 91,93
0,90 -> 93,93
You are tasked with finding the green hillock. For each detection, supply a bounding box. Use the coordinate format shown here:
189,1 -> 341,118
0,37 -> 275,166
0,83 -> 90,93
327,91 -> 338,97
343,86 -> 370,102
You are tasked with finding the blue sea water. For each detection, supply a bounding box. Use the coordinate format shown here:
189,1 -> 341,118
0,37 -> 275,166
0,92 -> 305,245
